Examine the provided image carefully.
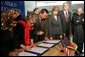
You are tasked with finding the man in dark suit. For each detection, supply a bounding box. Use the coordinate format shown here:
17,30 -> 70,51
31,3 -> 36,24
47,6 -> 62,39
72,7 -> 84,55
34,9 -> 49,42
59,2 -> 71,40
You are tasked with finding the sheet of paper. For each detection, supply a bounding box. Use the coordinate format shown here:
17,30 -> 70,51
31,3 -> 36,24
18,51 -> 37,56
43,40 -> 60,44
28,47 -> 48,54
38,43 -> 55,48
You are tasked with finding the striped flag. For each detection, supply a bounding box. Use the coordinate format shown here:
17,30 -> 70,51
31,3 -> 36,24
61,39 -> 72,56
63,47 -> 72,56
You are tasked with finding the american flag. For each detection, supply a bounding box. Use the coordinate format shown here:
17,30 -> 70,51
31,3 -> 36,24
61,38 -> 72,56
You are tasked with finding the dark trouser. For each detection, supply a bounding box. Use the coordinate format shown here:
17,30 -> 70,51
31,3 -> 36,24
51,34 -> 61,39
75,42 -> 84,55
1,47 -> 10,56
34,35 -> 44,43
76,42 -> 83,53
65,31 -> 70,40
65,23 -> 70,40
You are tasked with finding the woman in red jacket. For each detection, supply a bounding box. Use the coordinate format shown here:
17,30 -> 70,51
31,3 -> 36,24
13,12 -> 36,51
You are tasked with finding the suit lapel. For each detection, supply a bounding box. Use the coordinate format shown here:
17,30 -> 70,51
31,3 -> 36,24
62,10 -> 70,22
62,10 -> 66,19
52,15 -> 57,21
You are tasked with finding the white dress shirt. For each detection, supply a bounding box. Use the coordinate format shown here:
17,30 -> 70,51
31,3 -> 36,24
64,10 -> 68,17
54,15 -> 57,21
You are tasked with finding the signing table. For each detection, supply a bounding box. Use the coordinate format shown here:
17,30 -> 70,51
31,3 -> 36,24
17,40 -> 77,56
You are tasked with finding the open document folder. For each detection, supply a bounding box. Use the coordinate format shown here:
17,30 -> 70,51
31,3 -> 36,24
37,43 -> 55,48
18,51 -> 37,56
43,40 -> 60,44
18,40 -> 60,56
27,46 -> 48,54
18,47 -> 48,56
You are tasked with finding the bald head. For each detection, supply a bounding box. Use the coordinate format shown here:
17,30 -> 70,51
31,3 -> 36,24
63,2 -> 69,11
77,7 -> 83,15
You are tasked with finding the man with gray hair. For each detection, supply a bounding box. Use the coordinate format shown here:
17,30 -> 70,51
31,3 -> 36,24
59,2 -> 72,40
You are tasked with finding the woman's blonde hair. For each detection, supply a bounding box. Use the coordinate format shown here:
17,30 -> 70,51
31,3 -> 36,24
26,11 -> 36,22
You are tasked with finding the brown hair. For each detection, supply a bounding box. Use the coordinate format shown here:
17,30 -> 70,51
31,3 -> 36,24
52,6 -> 59,12
1,9 -> 20,31
40,9 -> 49,14
33,8 -> 39,12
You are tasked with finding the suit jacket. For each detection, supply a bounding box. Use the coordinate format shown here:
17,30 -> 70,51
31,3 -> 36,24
35,18 -> 49,36
13,21 -> 25,49
32,17 -> 49,42
47,14 -> 62,37
1,30 -> 14,56
59,10 -> 71,35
